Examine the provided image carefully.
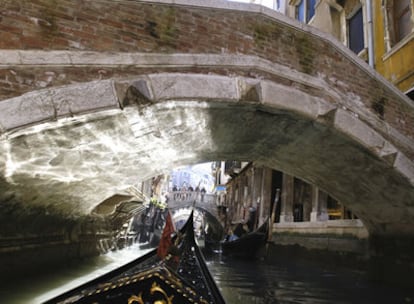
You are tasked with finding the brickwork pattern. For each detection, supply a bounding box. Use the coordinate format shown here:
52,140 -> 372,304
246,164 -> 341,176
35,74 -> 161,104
0,0 -> 413,143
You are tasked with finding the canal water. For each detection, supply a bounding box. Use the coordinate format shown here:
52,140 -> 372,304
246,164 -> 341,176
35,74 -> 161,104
1,245 -> 413,304
206,251 -> 414,304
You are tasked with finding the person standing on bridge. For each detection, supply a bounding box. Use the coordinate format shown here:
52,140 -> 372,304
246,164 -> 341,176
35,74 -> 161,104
181,184 -> 187,201
172,185 -> 178,200
188,185 -> 194,200
200,187 -> 206,203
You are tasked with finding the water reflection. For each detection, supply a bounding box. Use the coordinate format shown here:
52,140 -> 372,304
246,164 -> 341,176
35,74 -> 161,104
1,245 -> 413,304
206,253 -> 413,304
0,244 -> 152,304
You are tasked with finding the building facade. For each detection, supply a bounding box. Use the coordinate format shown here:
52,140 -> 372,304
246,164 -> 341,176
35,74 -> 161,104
374,0 -> 414,97
284,0 -> 414,98
220,161 -> 369,254
222,162 -> 357,227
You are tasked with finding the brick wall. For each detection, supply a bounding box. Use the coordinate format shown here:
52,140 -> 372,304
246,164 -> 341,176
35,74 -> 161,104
1,0 -> 413,143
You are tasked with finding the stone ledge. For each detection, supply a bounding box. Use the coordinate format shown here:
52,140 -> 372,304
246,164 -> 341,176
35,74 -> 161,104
0,51 -> 331,97
273,219 -> 369,239
0,80 -> 119,131
271,232 -> 369,253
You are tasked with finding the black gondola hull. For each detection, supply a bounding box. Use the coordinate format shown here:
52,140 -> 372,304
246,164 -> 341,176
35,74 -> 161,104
43,210 -> 225,304
221,220 -> 269,259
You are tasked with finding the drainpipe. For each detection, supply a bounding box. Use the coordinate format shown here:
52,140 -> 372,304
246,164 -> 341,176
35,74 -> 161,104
366,0 -> 375,68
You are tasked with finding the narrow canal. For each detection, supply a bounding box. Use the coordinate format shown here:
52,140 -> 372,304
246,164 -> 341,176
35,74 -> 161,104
1,245 -> 413,304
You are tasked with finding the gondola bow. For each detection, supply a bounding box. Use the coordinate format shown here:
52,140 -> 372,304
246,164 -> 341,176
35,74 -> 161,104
43,210 -> 225,304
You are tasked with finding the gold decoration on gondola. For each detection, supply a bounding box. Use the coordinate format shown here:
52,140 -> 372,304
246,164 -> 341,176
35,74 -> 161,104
128,292 -> 144,304
150,282 -> 174,304
128,282 -> 174,304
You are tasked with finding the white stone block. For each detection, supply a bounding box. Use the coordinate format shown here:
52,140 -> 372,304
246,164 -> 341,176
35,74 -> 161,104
0,80 -> 119,130
148,73 -> 239,101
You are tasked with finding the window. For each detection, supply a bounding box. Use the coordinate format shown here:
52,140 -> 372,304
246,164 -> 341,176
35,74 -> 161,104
297,0 -> 305,21
348,7 -> 364,54
384,0 -> 413,48
407,87 -> 414,101
296,0 -> 316,23
394,0 -> 412,42
307,0 -> 316,21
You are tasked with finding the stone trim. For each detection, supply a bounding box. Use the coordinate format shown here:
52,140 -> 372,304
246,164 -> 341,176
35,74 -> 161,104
0,51 -> 330,93
1,50 -> 413,157
1,49 -> 412,114
1,72 -> 414,185
0,50 -> 411,112
0,79 -> 119,131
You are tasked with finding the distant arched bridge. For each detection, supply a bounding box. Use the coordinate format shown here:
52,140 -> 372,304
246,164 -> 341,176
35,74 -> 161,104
167,192 -> 219,219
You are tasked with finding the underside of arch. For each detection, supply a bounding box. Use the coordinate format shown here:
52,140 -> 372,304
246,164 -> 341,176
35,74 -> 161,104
0,73 -> 414,237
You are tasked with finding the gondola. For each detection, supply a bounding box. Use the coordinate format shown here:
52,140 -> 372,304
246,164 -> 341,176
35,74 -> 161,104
220,219 -> 269,259
43,210 -> 226,304
221,189 -> 280,259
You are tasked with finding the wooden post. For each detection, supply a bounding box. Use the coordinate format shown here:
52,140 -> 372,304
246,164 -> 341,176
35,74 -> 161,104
268,188 -> 280,242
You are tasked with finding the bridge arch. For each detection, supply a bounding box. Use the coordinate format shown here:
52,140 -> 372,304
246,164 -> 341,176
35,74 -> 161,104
0,71 -> 414,238
0,0 -> 414,261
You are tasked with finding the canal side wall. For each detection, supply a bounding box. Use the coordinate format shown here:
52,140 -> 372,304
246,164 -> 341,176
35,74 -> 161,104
272,219 -> 369,251
0,213 -> 115,280
269,219 -> 370,264
0,234 -> 101,278
268,220 -> 414,288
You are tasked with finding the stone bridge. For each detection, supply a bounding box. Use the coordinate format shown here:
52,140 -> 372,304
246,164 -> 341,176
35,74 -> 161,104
166,192 -> 223,240
1,0 -> 414,274
167,191 -> 219,218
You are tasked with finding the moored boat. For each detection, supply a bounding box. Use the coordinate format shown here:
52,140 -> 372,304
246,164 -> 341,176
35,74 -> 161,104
220,219 -> 269,259
43,210 -> 225,304
221,189 -> 279,259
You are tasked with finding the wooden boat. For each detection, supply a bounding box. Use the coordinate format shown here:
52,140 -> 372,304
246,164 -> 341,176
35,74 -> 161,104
221,189 -> 280,259
43,210 -> 226,304
220,219 -> 269,259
